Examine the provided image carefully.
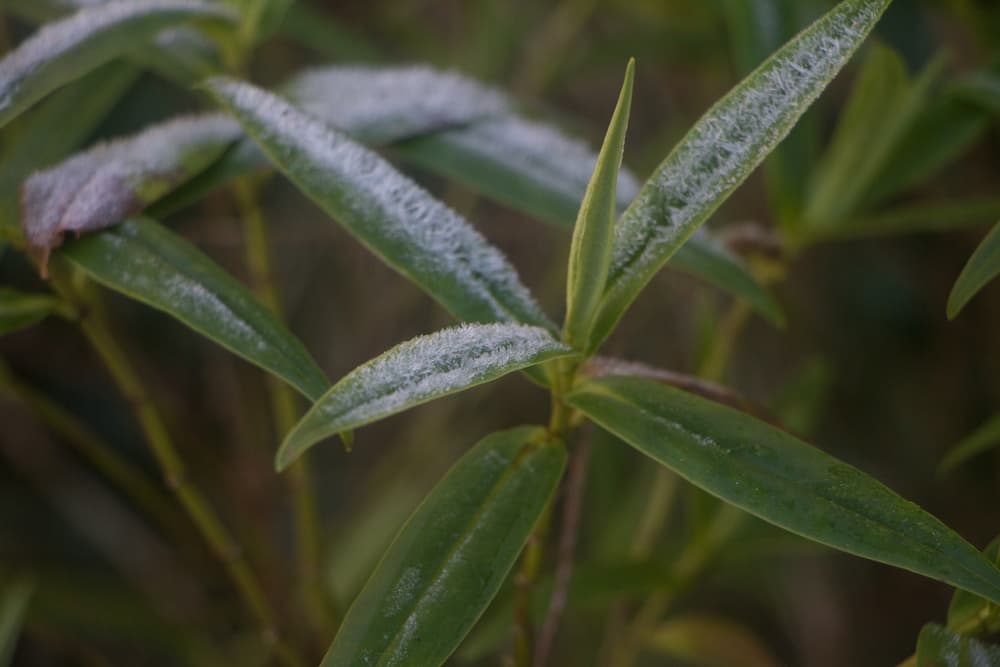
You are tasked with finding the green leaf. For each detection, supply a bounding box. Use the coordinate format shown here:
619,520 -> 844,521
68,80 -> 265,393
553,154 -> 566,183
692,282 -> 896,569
322,427 -> 565,667
954,72 -> 1000,116
947,536 -> 1000,635
916,624 -> 1000,667
949,221 -> 1000,319
589,0 -> 893,350
816,199 -> 1000,242
564,59 -> 635,349
939,415 -> 1000,476
21,114 -> 242,262
567,375 -> 1000,604
804,45 -> 944,231
668,233 -> 785,327
0,288 -> 64,336
0,0 -> 236,128
645,613 -> 781,667
278,2 -> 382,62
59,218 -> 328,401
277,324 -> 571,469
0,579 -> 32,667
204,77 -> 554,331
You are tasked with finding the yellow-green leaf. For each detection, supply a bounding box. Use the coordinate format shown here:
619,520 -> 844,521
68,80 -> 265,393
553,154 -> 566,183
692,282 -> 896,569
948,221 -> 1000,319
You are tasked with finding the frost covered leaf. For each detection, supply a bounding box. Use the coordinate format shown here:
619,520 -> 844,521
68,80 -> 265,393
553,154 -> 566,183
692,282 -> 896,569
277,323 -> 572,469
0,288 -> 65,336
564,59 -> 634,350
589,0 -> 893,350
60,217 -> 328,401
0,0 -> 236,128
21,114 -> 242,270
284,65 -> 509,145
948,221 -> 1000,319
0,578 -> 32,667
916,624 -> 1000,667
204,77 -> 554,330
567,375 -> 1000,604
322,427 -> 565,667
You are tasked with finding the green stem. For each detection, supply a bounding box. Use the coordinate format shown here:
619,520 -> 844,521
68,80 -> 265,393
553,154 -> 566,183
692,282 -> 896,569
233,180 -> 336,642
48,269 -> 303,667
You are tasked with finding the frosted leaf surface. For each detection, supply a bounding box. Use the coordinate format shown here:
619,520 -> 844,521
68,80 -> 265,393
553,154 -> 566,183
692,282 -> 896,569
284,65 -> 510,144
205,77 -> 554,330
0,0 -> 236,127
277,323 -> 571,468
21,114 -> 241,268
60,218 -> 329,401
591,0 -> 892,348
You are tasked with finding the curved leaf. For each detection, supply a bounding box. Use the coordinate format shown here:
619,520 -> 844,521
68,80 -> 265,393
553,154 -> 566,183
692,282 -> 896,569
567,375 -> 1000,604
277,323 -> 572,469
916,624 -> 1000,667
564,59 -> 634,349
0,0 -> 235,128
322,427 -> 565,667
947,536 -> 1000,635
0,578 -> 32,667
939,415 -> 1000,476
948,221 -> 1000,319
0,288 -> 64,336
59,218 -> 328,401
22,114 -> 242,264
204,77 -> 554,331
589,0 -> 893,350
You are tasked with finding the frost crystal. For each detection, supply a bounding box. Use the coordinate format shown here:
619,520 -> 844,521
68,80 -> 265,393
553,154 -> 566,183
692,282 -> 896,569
209,78 -> 554,329
604,0 -> 889,309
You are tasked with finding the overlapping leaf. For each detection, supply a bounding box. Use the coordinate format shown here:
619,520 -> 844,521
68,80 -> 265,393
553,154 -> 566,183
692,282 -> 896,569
0,0 -> 235,128
567,375 -> 1000,604
277,323 -> 572,469
916,624 -> 1000,667
322,427 -> 565,667
949,221 -> 1000,318
59,218 -> 328,401
589,0 -> 893,350
22,114 -> 242,264
0,289 -> 65,336
204,76 -> 555,331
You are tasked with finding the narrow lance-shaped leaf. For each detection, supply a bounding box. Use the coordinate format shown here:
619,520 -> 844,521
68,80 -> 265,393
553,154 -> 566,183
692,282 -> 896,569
277,323 -> 572,469
567,376 -> 1000,604
0,0 -> 236,128
322,427 -> 566,667
916,624 -> 1000,667
947,536 -> 1000,635
0,288 -> 66,336
22,114 -> 242,268
589,0 -> 893,351
59,218 -> 329,401
204,77 -> 555,331
948,221 -> 1000,319
564,59 -> 634,350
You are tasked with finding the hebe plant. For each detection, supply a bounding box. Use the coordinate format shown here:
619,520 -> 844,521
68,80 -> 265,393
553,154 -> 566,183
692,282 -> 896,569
0,0 -> 999,665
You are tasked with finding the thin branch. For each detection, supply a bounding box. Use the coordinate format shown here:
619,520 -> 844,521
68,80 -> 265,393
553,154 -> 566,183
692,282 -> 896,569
535,428 -> 591,667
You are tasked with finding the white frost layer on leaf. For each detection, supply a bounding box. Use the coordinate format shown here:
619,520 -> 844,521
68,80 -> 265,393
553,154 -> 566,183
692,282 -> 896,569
602,0 -> 890,326
429,115 -> 641,216
280,323 -> 570,464
284,65 -> 510,144
207,77 -> 554,329
21,114 -> 241,253
0,0 -> 234,122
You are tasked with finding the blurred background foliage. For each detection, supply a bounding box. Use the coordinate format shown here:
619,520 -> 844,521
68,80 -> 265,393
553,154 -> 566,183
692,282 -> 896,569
1,0 -> 1000,665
